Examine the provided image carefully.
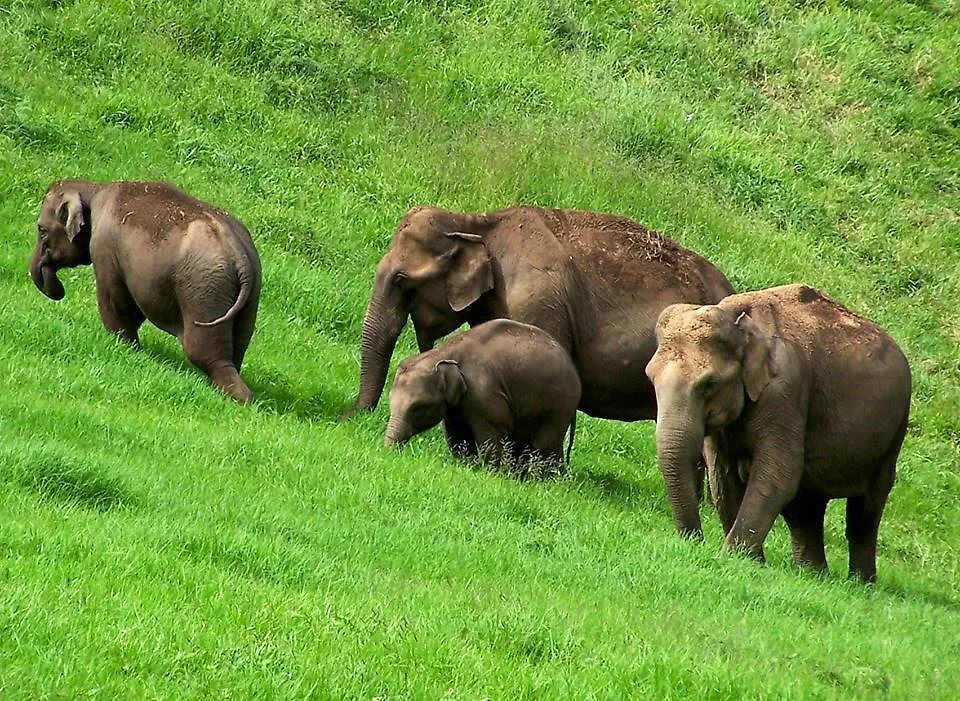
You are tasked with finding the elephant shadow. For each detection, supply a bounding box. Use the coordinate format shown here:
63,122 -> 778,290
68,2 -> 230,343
247,375 -> 343,422
875,580 -> 960,614
139,335 -> 194,373
138,336 -> 339,421
19,456 -> 139,512
566,469 -> 647,513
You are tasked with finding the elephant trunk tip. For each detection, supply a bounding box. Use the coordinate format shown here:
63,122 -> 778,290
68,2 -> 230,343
31,259 -> 66,301
384,426 -> 410,448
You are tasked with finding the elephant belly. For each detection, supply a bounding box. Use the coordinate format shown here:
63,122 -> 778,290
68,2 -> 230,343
574,329 -> 660,421
130,285 -> 183,337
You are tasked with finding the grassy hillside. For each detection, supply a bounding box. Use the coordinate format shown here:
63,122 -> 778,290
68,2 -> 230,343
1,0 -> 959,697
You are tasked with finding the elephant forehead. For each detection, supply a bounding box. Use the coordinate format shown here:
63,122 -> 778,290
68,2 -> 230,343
657,317 -> 729,366
660,311 -> 722,344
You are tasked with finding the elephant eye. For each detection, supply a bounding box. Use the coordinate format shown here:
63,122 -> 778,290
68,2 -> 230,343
698,375 -> 718,391
37,227 -> 48,240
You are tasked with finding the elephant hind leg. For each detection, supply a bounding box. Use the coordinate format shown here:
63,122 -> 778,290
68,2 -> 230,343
182,323 -> 253,404
847,418 -> 904,583
529,422 -> 567,468
845,494 -> 887,583
782,495 -> 829,574
231,293 -> 259,370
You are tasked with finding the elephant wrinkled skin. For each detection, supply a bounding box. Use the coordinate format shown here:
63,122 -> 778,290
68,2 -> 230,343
345,205 -> 734,422
645,284 -> 912,582
386,319 -> 581,472
29,180 -> 261,402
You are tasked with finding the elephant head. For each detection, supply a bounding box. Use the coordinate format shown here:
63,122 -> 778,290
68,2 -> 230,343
644,303 -> 779,537
385,357 -> 466,446
350,207 -> 495,415
29,184 -> 93,300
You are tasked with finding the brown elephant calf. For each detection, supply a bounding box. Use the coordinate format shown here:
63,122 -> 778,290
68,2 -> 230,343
645,284 -> 911,582
29,180 -> 261,403
385,319 -> 581,474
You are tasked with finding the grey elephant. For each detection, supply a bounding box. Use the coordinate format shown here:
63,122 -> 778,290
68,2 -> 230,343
385,319 -> 581,472
644,284 -> 911,582
345,205 -> 734,423
29,179 -> 261,403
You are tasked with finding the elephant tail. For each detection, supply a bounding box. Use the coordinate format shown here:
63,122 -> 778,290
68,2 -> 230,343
194,231 -> 255,327
565,411 -> 577,466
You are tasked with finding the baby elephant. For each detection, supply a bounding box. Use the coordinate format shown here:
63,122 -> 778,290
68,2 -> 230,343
29,180 -> 261,403
385,319 -> 581,472
645,284 -> 911,582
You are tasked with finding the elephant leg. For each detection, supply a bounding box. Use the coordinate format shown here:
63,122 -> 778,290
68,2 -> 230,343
845,494 -> 887,584
782,495 -> 829,573
530,421 -> 566,469
231,295 -> 259,370
724,437 -> 803,562
846,421 -> 903,583
471,419 -> 508,469
181,323 -> 253,404
443,414 -> 477,460
704,436 -> 743,537
96,279 -> 145,347
721,422 -> 805,562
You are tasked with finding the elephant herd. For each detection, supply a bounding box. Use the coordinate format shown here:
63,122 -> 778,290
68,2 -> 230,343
29,179 -> 912,582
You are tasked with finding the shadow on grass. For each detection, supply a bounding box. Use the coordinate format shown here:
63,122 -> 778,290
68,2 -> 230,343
567,469 -> 644,512
139,335 -> 193,373
877,580 -> 960,614
20,457 -> 138,512
249,376 -> 342,422
140,336 -> 341,419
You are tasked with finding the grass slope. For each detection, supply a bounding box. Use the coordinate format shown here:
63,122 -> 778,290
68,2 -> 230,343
1,0 -> 959,697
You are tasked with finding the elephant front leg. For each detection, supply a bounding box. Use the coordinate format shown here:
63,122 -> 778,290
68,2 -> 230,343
704,436 -> 744,538
443,414 -> 478,460
723,435 -> 803,562
96,281 -> 145,347
471,419 -> 508,469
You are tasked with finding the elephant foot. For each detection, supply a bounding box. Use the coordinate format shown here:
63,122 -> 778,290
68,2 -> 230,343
722,535 -> 765,563
207,366 -> 254,404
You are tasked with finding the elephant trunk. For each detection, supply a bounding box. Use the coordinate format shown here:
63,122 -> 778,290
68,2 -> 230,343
29,246 -> 65,300
655,401 -> 706,540
384,415 -> 409,447
348,275 -> 409,416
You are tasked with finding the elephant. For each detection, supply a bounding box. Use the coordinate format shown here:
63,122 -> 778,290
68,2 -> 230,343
344,205 -> 735,422
385,319 -> 581,472
644,284 -> 911,582
29,179 -> 261,403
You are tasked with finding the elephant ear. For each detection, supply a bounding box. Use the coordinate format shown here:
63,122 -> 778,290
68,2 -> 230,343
57,191 -> 85,241
736,311 -> 778,402
444,232 -> 493,313
435,359 -> 466,405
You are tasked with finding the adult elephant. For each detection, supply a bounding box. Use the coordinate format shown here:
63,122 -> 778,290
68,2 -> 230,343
29,179 -> 261,402
644,285 -> 911,581
343,205 -> 734,421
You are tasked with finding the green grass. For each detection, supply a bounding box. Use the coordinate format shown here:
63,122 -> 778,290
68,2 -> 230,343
1,0 -> 959,697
